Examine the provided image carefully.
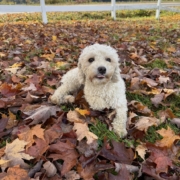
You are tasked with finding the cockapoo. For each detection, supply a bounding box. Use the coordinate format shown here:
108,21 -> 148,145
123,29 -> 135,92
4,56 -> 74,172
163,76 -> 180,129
50,44 -> 127,137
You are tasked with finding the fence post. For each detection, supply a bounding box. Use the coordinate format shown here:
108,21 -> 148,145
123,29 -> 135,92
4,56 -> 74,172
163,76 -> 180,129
40,0 -> 48,23
111,0 -> 116,20
156,0 -> 162,19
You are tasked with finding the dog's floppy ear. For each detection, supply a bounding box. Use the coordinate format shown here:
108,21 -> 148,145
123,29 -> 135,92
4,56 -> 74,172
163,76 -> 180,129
78,62 -> 85,84
112,67 -> 120,83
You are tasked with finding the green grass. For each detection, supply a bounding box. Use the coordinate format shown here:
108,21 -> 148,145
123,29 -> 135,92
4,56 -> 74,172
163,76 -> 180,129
50,10 -> 179,22
145,59 -> 168,69
145,125 -> 163,143
89,120 -> 136,148
165,95 -> 180,117
126,88 -> 180,118
89,120 -> 120,142
0,10 -> 179,23
0,138 -> 11,148
126,92 -> 152,109
145,122 -> 180,143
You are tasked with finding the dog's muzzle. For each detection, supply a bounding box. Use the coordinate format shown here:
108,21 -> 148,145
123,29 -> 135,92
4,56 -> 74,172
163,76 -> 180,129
96,66 -> 106,79
98,66 -> 106,74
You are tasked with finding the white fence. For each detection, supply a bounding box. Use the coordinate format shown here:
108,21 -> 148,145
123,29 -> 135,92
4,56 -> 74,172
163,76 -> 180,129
0,0 -> 180,23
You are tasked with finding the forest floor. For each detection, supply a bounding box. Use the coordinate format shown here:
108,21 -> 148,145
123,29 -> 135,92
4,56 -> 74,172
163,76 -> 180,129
0,11 -> 180,180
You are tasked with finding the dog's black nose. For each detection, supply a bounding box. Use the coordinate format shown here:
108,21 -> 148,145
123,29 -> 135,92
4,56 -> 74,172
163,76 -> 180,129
98,66 -> 106,74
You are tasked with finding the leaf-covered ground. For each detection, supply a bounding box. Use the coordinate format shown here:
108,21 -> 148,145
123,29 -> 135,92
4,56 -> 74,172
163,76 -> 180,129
0,12 -> 180,180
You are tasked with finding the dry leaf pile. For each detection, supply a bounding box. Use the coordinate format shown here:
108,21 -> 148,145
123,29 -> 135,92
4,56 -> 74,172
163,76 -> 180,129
0,14 -> 180,179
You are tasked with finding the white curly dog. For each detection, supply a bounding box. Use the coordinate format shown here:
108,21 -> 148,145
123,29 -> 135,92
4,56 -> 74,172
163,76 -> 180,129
50,44 -> 127,137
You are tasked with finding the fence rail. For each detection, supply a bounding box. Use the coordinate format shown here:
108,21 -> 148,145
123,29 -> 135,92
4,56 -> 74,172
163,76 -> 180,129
161,6 -> 180,13
0,1 -> 179,23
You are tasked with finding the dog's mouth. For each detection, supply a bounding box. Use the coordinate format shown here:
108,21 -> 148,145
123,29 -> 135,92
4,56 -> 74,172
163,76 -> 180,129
96,75 -> 106,79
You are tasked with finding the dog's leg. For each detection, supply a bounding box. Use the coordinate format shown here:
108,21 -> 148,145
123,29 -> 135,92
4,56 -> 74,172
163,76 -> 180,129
50,68 -> 82,105
112,107 -> 127,137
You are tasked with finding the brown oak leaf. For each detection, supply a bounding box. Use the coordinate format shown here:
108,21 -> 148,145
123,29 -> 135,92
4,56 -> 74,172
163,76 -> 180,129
155,127 -> 180,148
146,143 -> 173,173
18,124 -> 45,149
73,122 -> 98,144
48,140 -> 79,176
0,165 -> 30,180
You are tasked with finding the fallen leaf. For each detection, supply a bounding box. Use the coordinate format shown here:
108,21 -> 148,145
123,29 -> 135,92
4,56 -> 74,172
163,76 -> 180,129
150,93 -> 164,107
25,39 -> 32,44
163,88 -> 176,99
1,165 -> 30,180
41,53 -> 55,61
0,115 -> 8,132
100,140 -> 134,164
44,123 -> 63,144
47,79 -> 58,86
67,110 -> 85,123
28,160 -> 43,178
2,138 -> 34,168
11,75 -> 21,83
75,108 -> 90,116
114,162 -> 139,173
142,162 -> 166,180
77,162 -> 97,180
159,76 -> 170,84
77,161 -> 114,180
6,110 -> 18,129
73,122 -> 98,144
146,143 -> 173,173
10,62 -> 23,68
37,61 -> 50,69
129,100 -> 152,116
0,52 -> 6,57
76,139 -> 98,157
0,100 -> 6,108
52,35 -> 57,41
167,46 -> 176,53
26,137 -> 49,159
0,147 -> 5,158
21,83 -> 37,91
129,49 -> 147,64
171,118 -> 180,128
24,92 -> 40,103
136,144 -> 147,160
55,61 -> 69,69
48,140 -> 78,176
24,105 -> 61,125
18,124 -> 45,149
130,77 -> 140,90
109,164 -> 130,180
155,127 -> 180,148
0,159 -> 10,165
0,83 -> 19,97
5,67 -> 19,74
64,170 -> 80,180
127,111 -> 138,125
141,77 -> 158,87
43,161 -> 57,177
135,116 -> 161,132
157,109 -> 176,122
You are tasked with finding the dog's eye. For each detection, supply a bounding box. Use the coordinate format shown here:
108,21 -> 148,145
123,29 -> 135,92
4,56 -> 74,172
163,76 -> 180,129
88,58 -> 94,63
106,58 -> 111,62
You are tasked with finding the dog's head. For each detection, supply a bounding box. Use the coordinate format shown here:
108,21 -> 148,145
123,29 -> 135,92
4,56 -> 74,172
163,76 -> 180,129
78,44 -> 120,85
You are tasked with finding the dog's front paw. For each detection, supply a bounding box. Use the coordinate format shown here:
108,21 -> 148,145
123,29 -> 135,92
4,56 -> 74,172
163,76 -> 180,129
113,124 -> 127,138
114,128 -> 127,138
64,95 -> 75,103
50,94 -> 61,105
50,94 -> 75,105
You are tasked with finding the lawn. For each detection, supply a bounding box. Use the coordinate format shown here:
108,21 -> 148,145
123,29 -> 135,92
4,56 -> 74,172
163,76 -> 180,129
0,11 -> 180,179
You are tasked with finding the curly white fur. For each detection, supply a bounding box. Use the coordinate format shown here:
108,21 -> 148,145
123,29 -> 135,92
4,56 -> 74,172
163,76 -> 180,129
50,44 -> 127,137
